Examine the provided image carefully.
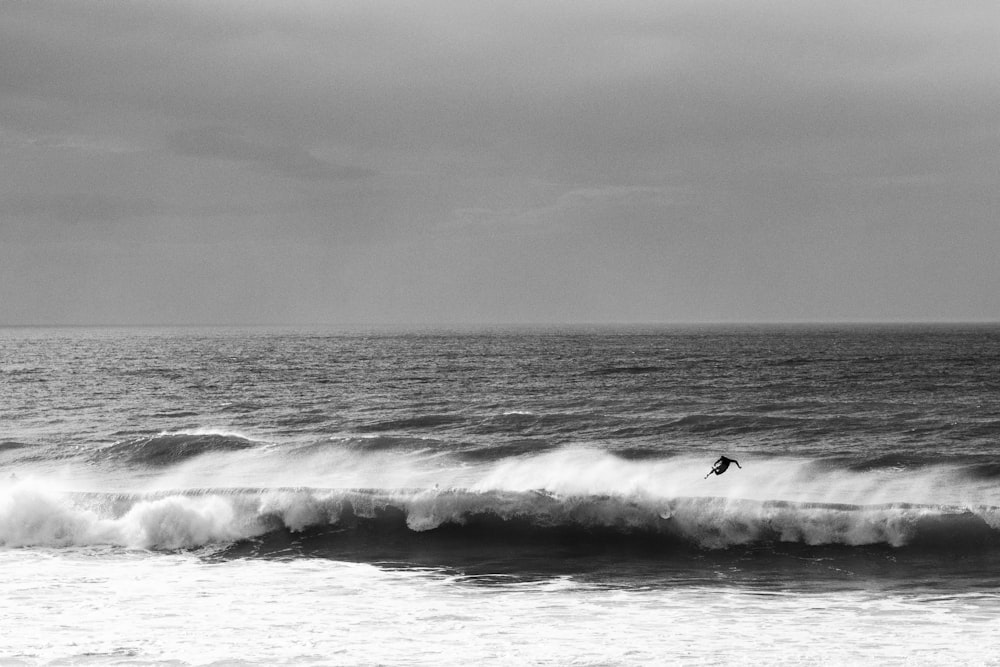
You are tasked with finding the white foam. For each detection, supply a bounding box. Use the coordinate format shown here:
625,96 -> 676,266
0,477 -> 265,549
155,427 -> 258,440
2,549 -> 999,665
4,447 -> 1000,550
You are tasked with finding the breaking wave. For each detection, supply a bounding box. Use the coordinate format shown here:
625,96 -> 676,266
2,479 -> 999,555
7,445 -> 1000,569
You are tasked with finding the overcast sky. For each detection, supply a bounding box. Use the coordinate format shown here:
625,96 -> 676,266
2,1 -> 998,325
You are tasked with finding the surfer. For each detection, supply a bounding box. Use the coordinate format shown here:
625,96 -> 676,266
705,455 -> 741,478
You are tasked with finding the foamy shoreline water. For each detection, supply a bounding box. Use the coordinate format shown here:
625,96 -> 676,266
2,549 -> 996,666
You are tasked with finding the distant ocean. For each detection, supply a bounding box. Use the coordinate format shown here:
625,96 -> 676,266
2,325 -> 999,665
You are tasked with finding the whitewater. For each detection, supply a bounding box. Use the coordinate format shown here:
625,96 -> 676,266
2,325 -> 1000,665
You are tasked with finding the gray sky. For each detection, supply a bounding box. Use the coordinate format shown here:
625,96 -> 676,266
2,0 -> 998,325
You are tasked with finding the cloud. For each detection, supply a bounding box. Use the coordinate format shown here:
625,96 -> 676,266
1,193 -> 163,225
443,185 -> 678,235
166,127 -> 375,181
4,1 -> 997,181
0,0 -> 998,323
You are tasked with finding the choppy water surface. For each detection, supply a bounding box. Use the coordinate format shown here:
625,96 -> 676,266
2,325 -> 999,664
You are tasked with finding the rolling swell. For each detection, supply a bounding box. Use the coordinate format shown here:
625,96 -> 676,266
98,432 -> 258,466
357,415 -> 466,432
0,440 -> 30,451
585,365 -> 665,376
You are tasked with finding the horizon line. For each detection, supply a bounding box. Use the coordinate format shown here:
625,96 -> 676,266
2,320 -> 998,329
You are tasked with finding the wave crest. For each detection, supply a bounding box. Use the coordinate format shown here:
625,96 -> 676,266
2,478 -> 998,554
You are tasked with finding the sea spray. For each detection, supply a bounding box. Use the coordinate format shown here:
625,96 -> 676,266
0,478 -> 105,547
0,477 -> 264,549
120,495 -> 250,550
3,474 -> 998,552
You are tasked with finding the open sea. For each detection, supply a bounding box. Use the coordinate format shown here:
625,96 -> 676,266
2,324 -> 999,665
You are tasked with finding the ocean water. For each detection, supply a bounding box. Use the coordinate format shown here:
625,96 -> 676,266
2,325 -> 999,665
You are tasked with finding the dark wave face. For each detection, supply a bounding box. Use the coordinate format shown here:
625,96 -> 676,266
216,509 -> 1000,590
98,433 -> 258,466
0,441 -> 30,452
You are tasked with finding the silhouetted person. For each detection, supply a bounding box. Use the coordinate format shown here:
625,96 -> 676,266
705,455 -> 741,478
